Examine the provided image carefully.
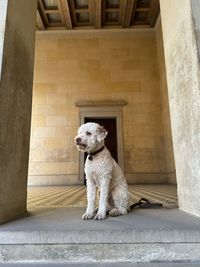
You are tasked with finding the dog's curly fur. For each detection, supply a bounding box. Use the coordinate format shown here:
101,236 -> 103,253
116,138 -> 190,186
75,122 -> 129,220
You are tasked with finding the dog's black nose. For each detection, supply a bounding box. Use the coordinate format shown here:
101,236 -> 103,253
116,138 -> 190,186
76,137 -> 81,143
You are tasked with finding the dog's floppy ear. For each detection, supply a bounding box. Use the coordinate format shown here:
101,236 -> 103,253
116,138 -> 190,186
97,125 -> 108,142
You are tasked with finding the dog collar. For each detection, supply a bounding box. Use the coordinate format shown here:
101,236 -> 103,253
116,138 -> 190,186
87,146 -> 105,161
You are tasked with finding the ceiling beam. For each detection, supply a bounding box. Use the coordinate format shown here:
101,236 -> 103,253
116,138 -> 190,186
60,0 -> 73,29
94,0 -> 102,29
122,0 -> 137,28
88,0 -> 94,26
36,10 -> 45,30
38,0 -> 49,27
147,0 -> 160,27
68,0 -> 77,26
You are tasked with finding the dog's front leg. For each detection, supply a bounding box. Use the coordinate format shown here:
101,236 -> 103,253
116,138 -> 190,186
82,178 -> 97,220
95,176 -> 111,220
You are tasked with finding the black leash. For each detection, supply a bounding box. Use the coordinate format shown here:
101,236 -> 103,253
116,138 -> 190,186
130,198 -> 163,209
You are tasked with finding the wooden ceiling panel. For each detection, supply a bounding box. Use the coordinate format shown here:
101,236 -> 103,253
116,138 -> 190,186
42,0 -> 58,9
37,0 -> 160,30
75,0 -> 88,9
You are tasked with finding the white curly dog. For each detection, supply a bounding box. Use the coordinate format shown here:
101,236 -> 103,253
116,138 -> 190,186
75,122 -> 129,220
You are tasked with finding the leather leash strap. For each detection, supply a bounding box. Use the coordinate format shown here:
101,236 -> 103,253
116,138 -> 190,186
130,198 -> 163,209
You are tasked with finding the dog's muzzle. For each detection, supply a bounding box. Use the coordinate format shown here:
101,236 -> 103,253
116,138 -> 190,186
75,137 -> 87,149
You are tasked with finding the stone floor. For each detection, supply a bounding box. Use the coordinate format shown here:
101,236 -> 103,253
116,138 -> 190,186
1,208 -> 200,243
27,184 -> 178,210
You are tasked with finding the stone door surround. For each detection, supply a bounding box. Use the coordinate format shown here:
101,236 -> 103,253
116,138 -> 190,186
76,100 -> 126,183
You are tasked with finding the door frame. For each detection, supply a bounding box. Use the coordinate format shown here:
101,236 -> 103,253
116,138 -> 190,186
76,101 -> 126,183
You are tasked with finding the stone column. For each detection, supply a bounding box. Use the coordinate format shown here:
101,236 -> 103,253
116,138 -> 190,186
0,0 -> 37,223
160,0 -> 200,216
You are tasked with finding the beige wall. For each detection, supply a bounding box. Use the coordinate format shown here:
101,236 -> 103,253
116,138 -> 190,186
29,30 -> 171,185
155,19 -> 176,184
160,0 -> 200,216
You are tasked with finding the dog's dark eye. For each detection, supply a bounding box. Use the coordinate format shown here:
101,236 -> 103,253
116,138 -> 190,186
86,131 -> 91,136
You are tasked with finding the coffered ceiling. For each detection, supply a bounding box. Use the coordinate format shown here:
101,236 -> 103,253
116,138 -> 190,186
37,0 -> 160,31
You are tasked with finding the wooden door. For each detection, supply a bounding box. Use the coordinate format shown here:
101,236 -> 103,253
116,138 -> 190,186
83,118 -> 118,184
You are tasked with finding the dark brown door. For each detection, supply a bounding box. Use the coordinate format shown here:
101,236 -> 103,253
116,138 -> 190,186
84,117 -> 118,162
84,118 -> 118,184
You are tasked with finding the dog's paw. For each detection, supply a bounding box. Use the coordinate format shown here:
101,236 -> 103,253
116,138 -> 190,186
82,211 -> 95,220
109,207 -> 128,217
94,212 -> 106,220
109,208 -> 119,217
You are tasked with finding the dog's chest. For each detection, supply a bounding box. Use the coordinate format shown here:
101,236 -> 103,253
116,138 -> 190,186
85,155 -> 112,182
85,157 -> 102,175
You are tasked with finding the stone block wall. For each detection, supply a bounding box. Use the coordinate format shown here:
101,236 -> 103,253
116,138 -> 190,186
28,30 -> 173,185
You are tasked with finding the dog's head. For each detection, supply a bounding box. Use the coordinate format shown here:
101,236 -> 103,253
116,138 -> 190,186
75,122 -> 108,152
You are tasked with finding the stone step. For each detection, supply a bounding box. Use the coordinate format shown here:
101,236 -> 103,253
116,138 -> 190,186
0,243 -> 200,264
0,263 -> 198,267
0,208 -> 200,265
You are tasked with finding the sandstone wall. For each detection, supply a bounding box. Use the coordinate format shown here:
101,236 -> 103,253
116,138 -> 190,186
29,30 -> 169,185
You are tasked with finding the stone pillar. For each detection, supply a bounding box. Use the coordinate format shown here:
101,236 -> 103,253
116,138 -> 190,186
0,0 -> 37,223
160,0 -> 200,216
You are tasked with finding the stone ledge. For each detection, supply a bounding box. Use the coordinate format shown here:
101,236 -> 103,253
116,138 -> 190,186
0,208 -> 200,244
